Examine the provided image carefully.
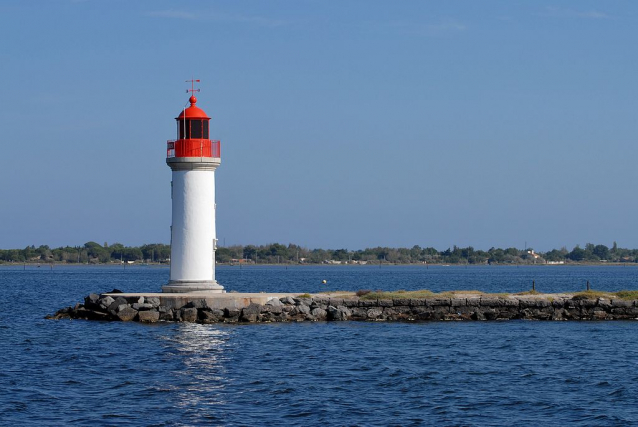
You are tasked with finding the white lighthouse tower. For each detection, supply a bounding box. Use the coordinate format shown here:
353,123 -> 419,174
162,83 -> 224,293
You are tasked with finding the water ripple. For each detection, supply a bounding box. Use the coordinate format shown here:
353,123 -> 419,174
2,266 -> 638,425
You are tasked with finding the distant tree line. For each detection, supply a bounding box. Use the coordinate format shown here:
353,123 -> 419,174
0,242 -> 171,264
215,241 -> 637,264
2,241 -> 632,264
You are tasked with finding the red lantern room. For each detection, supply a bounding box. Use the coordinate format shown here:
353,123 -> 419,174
167,95 -> 221,158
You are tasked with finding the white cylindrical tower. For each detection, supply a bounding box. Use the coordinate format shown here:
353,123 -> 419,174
162,94 -> 224,293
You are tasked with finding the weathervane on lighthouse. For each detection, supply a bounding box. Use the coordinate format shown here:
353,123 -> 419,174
163,80 -> 224,293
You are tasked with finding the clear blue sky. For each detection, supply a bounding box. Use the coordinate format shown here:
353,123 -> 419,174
1,0 -> 637,251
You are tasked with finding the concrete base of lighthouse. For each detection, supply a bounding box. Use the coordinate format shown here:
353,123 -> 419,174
162,280 -> 225,294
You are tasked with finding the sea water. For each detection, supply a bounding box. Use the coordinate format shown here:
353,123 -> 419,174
1,265 -> 638,426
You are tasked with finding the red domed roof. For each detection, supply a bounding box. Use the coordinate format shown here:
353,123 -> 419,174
176,96 -> 210,120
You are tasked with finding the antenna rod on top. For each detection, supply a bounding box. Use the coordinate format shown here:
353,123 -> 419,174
186,78 -> 201,95
184,79 -> 201,140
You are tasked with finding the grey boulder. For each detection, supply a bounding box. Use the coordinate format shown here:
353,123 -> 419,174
117,307 -> 138,322
310,308 -> 327,320
327,306 -> 351,321
181,307 -> 198,322
138,310 -> 160,323
280,296 -> 296,305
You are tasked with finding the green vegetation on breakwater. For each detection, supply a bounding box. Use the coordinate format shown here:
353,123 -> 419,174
351,289 -> 638,301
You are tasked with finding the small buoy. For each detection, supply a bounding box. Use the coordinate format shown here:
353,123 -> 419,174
322,280 -> 327,284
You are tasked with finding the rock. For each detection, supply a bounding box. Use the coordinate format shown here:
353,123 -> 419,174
280,296 -> 296,305
367,308 -> 383,319
138,310 -> 160,323
108,297 -> 128,314
159,308 -> 174,321
480,298 -> 503,307
297,304 -> 311,315
146,297 -> 161,308
98,296 -> 115,310
552,299 -> 567,308
240,303 -> 263,322
310,302 -> 328,310
47,310 -> 71,320
262,300 -> 283,314
519,299 -> 549,308
277,312 -> 289,322
382,307 -> 398,319
577,299 -> 597,308
132,303 -> 154,311
313,297 -> 329,306
359,299 -> 377,307
349,307 -> 367,318
565,300 -> 578,309
388,306 -> 412,320
83,310 -> 110,321
611,308 -> 629,316
46,307 -> 71,320
85,294 -> 99,305
327,306 -> 351,321
68,307 -> 86,319
211,309 -> 225,317
411,306 -> 433,320
485,309 -> 502,320
472,310 -> 486,321
450,298 -> 467,307
109,289 -> 123,293
181,307 -> 198,322
310,308 -> 327,320
502,299 -> 520,307
343,299 -> 359,307
200,310 -> 223,323
117,307 -> 138,321
83,294 -> 101,311
329,298 -> 345,307
552,308 -> 566,321
58,291 -> 638,323
224,308 -> 240,319
612,299 -> 633,308
184,299 -> 208,309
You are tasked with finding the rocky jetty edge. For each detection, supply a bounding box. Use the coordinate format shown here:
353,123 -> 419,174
46,291 -> 638,323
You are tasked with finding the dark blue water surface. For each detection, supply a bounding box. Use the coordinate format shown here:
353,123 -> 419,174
2,265 -> 638,426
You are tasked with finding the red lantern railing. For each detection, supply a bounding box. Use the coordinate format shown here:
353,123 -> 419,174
167,140 -> 220,158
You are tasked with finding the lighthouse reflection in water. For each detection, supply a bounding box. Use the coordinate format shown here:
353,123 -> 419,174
161,325 -> 232,409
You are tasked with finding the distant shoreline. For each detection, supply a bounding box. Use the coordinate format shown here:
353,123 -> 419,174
2,242 -> 634,266
3,261 -> 638,267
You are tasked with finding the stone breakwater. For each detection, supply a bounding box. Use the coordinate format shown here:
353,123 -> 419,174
47,293 -> 638,323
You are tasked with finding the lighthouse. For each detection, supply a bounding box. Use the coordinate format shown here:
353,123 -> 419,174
162,83 -> 224,293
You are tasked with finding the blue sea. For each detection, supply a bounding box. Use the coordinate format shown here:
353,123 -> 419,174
2,265 -> 638,426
